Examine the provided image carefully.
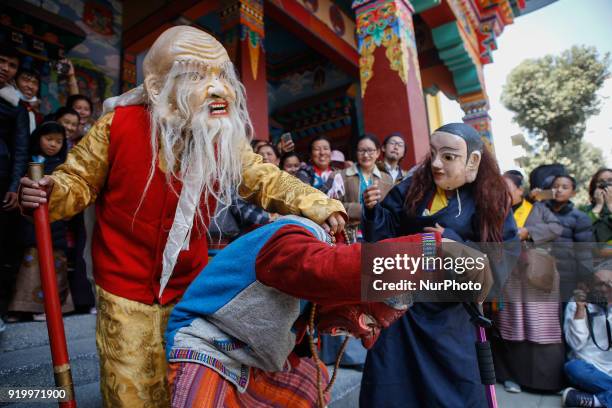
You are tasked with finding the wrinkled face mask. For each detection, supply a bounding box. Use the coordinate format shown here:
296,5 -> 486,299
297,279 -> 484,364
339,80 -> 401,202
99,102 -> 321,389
142,25 -> 238,126
190,66 -> 235,122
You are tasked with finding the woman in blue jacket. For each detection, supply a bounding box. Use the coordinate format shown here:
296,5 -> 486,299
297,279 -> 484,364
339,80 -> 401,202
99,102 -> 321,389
360,123 -> 518,408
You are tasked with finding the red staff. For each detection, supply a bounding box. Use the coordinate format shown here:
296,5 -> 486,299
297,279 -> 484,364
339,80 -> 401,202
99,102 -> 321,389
28,162 -> 76,407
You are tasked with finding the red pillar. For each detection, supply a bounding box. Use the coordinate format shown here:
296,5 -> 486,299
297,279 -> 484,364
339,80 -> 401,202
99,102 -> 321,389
221,0 -> 269,141
353,0 -> 429,168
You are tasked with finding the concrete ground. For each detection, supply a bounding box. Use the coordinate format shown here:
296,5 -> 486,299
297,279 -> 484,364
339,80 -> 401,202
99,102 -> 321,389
328,366 -> 563,408
0,315 -> 563,408
496,385 -> 562,408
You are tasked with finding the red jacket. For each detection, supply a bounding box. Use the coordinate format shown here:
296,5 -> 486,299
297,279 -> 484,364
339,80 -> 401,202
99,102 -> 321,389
92,105 -> 213,305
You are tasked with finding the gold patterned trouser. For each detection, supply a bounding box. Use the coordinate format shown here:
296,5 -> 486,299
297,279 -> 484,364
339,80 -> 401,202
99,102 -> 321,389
95,286 -> 174,408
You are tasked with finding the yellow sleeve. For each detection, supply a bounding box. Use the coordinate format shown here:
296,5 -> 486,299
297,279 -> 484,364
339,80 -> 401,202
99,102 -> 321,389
48,112 -> 113,222
238,142 -> 346,224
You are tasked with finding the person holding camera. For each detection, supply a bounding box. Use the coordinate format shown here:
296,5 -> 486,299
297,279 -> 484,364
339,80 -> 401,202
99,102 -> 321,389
586,168 -> 612,259
563,260 -> 612,408
57,59 -> 96,139
276,131 -> 295,155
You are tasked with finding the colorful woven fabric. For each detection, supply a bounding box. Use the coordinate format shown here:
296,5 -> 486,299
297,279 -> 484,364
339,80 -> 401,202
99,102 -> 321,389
168,358 -> 330,408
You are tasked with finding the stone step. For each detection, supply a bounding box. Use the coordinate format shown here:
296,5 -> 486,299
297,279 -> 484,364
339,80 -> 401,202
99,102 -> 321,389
0,315 -> 363,407
0,314 -> 101,407
0,315 -> 99,392
0,340 -> 98,388
0,314 -> 96,354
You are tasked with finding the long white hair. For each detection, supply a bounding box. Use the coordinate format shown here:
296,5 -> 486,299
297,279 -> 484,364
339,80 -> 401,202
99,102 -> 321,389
142,60 -> 253,229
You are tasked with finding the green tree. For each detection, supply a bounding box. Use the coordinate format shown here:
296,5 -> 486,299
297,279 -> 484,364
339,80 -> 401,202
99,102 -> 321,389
502,45 -> 610,146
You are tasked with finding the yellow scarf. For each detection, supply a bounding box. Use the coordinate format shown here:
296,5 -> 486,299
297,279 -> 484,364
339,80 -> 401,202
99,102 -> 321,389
513,199 -> 533,228
428,187 -> 449,215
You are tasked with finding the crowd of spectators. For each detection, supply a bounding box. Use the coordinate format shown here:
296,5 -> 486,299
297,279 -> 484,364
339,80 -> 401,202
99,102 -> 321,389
0,39 -> 610,408
0,44 -> 95,332
247,131 -> 611,407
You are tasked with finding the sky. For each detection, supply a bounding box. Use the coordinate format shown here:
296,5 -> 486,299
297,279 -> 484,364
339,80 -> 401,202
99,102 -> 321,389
439,0 -> 612,171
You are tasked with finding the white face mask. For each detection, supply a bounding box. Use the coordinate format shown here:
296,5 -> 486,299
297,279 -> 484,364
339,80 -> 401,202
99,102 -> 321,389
16,88 -> 37,103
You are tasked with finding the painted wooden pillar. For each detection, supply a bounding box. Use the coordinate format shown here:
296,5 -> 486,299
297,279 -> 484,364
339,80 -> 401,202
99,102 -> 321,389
352,0 -> 429,168
220,0 -> 269,140
459,92 -> 493,150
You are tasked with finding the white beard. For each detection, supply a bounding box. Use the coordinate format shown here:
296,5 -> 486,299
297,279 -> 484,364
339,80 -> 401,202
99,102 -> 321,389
144,62 -> 253,297
151,106 -> 245,219
146,61 -> 252,223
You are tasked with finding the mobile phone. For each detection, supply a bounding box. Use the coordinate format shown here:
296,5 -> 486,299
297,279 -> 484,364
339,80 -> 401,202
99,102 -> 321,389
281,132 -> 292,144
56,61 -> 70,75
534,189 -> 554,201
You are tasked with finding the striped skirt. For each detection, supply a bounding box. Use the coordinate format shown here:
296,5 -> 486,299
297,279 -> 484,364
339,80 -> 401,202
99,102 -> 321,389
496,269 -> 562,344
168,358 -> 330,408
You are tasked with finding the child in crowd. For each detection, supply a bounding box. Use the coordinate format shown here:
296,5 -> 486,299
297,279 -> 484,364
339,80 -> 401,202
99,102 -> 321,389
280,152 -> 301,176
7,122 -> 73,321
546,174 -> 593,300
53,107 -> 80,149
66,94 -> 94,137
